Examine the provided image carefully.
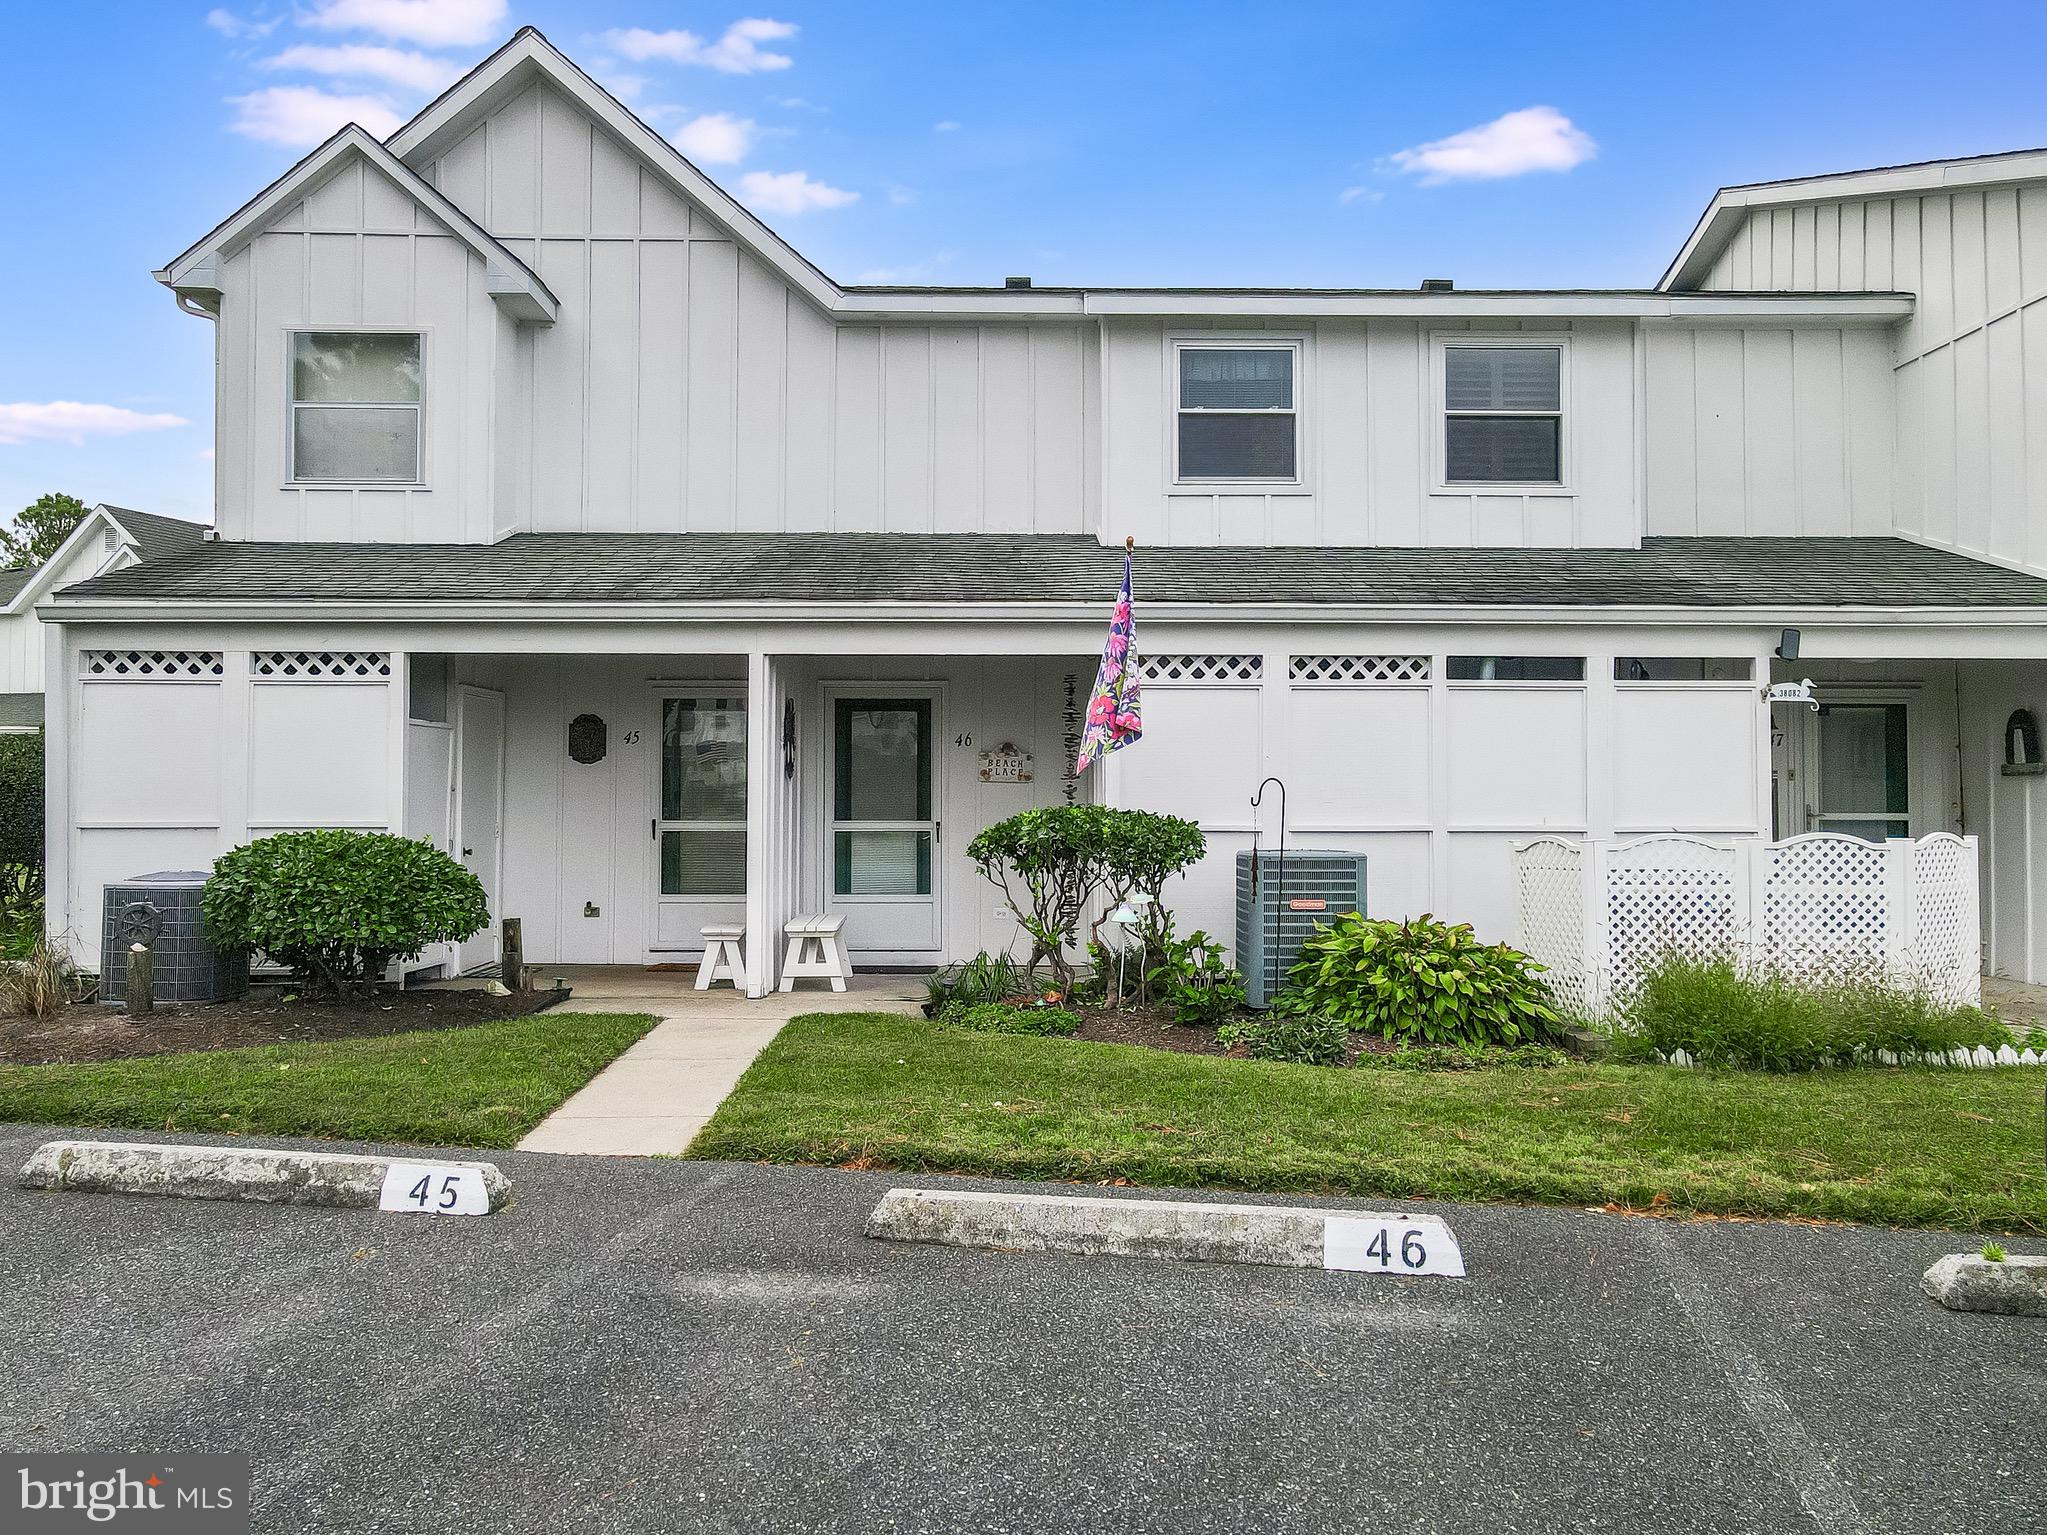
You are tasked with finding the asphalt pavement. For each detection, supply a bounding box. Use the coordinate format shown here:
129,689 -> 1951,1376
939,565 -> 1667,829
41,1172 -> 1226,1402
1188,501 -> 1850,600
0,1121 -> 2039,1535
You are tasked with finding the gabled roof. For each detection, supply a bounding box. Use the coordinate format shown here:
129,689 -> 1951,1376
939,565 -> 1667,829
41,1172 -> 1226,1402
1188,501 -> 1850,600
1661,146 -> 2047,292
6,504 -> 206,618
387,28 -> 837,312
47,532 -> 2047,614
155,124 -> 556,324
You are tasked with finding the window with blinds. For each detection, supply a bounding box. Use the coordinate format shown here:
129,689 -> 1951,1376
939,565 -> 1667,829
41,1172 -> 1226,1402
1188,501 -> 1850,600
1175,343 -> 1298,480
1442,344 -> 1562,485
290,332 -> 423,483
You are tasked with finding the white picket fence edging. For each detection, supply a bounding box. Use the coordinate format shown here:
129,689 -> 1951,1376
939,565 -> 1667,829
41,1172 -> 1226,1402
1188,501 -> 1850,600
1661,1044 -> 2042,1069
1511,831 -> 1982,1022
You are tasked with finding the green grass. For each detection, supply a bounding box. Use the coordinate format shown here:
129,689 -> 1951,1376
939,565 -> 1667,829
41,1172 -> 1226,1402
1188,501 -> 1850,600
690,1013 -> 2047,1232
0,1011 -> 659,1148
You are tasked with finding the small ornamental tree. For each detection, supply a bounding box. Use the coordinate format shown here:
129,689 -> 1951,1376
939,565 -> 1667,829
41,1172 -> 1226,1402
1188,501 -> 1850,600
203,830 -> 489,998
1093,809 -> 1206,1005
966,806 -> 1117,996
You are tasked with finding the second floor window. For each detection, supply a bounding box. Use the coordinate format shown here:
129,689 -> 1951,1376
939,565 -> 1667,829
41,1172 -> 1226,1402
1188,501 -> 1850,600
291,331 -> 423,483
1443,343 -> 1562,485
1176,344 -> 1297,481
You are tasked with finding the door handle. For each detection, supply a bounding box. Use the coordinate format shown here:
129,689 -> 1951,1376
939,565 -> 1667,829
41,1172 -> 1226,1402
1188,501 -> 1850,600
462,847 -> 473,857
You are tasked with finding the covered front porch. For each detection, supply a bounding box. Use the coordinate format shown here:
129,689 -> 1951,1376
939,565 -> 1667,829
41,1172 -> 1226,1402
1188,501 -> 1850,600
407,648 -> 1098,994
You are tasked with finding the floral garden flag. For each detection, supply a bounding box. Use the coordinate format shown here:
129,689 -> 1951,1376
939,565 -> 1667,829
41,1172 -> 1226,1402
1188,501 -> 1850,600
1076,549 -> 1142,774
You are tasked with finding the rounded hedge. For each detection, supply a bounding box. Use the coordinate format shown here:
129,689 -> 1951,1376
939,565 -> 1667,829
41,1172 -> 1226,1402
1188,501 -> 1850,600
0,729 -> 44,898
203,829 -> 489,994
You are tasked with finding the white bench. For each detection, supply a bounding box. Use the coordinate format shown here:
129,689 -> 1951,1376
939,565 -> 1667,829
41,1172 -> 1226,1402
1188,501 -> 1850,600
779,913 -> 850,992
695,924 -> 747,991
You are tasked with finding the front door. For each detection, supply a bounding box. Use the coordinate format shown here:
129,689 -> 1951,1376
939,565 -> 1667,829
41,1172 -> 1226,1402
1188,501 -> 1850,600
652,692 -> 748,953
1813,702 -> 1910,841
827,693 -> 941,955
455,686 -> 505,973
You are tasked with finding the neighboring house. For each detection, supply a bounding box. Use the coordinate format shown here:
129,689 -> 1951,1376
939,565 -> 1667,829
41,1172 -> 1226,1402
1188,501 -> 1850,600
39,27 -> 2047,992
0,505 -> 203,731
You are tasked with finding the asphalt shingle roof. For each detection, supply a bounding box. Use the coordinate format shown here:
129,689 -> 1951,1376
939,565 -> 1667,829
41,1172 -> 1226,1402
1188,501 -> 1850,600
53,533 -> 2047,610
102,506 -> 208,565
0,568 -> 31,607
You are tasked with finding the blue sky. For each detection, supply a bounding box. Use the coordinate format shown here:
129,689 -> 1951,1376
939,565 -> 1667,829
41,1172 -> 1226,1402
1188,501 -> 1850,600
5,0 -> 2047,527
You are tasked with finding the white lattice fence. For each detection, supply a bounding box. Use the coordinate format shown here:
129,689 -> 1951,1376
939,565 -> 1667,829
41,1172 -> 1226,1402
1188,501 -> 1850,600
1513,832 -> 1982,1019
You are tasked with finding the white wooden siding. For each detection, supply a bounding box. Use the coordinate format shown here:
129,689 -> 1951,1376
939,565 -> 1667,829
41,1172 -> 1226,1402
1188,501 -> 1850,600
1642,326 -> 1895,535
1101,316 -> 1640,548
1701,185 -> 2047,571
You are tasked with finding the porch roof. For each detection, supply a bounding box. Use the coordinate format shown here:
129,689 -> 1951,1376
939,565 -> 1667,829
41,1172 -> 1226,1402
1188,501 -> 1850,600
49,533 -> 2047,612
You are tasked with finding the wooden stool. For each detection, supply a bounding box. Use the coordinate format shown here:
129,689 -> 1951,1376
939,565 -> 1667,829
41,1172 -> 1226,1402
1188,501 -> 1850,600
779,914 -> 850,992
696,925 -> 747,990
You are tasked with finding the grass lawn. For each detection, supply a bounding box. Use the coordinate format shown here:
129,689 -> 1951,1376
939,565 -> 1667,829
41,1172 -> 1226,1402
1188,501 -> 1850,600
0,1010 -> 659,1148
691,1013 -> 2047,1232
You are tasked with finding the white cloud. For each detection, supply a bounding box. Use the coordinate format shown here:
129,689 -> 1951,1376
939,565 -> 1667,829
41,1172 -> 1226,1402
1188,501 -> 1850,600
672,111 -> 757,165
300,0 -> 506,48
886,184 -> 916,207
261,43 -> 459,92
0,403 -> 188,448
737,170 -> 856,214
1385,106 -> 1595,185
851,249 -> 957,284
774,95 -> 824,112
603,19 -> 797,74
228,85 -> 403,146
206,7 -> 280,39
932,120 -> 959,133
1338,185 -> 1384,205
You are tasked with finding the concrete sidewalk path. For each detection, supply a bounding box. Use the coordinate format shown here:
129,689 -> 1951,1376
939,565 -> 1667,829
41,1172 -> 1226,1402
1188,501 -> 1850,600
514,967 -> 924,1156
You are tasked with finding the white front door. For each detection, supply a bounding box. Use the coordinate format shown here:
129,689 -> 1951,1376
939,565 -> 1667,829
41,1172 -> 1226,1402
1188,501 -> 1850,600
1813,701 -> 1910,841
652,691 -> 748,953
455,686 -> 505,973
826,691 -> 941,955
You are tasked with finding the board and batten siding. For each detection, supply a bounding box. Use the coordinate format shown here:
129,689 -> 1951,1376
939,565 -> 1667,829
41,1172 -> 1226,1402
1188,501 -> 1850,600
1101,316 -> 1640,548
411,79 -> 1092,539
1641,325 -> 1895,535
1699,186 -> 2047,570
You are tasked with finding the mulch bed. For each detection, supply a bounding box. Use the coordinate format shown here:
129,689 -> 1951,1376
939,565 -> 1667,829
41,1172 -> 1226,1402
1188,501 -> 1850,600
1066,1002 -> 1402,1065
0,986 -> 570,1066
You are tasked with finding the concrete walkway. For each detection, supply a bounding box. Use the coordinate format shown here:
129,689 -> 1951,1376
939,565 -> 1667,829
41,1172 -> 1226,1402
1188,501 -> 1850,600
514,967 -> 925,1157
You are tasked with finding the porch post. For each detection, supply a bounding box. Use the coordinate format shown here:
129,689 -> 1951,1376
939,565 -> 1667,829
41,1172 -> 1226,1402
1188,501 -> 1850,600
743,650 -> 775,998
41,619 -> 70,959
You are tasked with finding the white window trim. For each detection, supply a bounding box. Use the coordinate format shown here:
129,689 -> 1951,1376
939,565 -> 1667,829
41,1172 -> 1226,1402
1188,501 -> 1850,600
1168,334 -> 1308,489
284,325 -> 428,489
1429,332 -> 1570,496
656,689 -> 749,901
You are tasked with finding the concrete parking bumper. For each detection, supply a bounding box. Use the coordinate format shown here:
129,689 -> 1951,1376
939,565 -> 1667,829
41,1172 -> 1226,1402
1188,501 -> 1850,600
18,1139 -> 511,1211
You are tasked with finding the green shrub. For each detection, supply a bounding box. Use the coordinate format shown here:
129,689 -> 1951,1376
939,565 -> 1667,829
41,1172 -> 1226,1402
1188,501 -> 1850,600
1281,912 -> 1561,1048
1612,951 -> 2006,1071
1356,1043 -> 1571,1072
941,1001 -> 1081,1037
204,830 -> 489,997
1982,1242 -> 2008,1263
0,729 -> 43,904
1218,1011 -> 1350,1066
1156,929 -> 1246,1025
926,951 -> 1032,1014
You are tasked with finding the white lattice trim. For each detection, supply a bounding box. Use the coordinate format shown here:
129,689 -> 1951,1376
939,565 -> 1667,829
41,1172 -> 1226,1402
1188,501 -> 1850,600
1139,654 -> 1263,684
80,650 -> 223,678
1289,654 -> 1431,684
252,651 -> 393,679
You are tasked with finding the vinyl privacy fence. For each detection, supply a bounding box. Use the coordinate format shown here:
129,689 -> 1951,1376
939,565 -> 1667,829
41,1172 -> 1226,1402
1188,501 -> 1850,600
1512,832 -> 1981,1021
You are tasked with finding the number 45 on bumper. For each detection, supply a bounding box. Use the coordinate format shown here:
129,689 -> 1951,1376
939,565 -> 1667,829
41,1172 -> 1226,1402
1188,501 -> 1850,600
1322,1214 -> 1466,1277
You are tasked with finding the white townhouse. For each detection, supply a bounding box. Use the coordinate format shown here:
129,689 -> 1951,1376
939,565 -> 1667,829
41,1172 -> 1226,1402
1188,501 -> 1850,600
40,28 -> 2047,993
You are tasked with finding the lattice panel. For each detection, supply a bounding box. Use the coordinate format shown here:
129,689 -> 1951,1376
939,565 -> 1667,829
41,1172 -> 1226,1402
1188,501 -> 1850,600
252,651 -> 392,679
1759,833 -> 1887,961
1139,654 -> 1263,684
1512,837 -> 1588,1017
1910,833 -> 1977,1006
80,650 -> 223,678
1603,837 -> 1740,1002
1289,654 -> 1431,684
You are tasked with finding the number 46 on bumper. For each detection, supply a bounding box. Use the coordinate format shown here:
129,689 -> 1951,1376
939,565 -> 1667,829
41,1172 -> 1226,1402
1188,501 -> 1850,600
1322,1214 -> 1466,1277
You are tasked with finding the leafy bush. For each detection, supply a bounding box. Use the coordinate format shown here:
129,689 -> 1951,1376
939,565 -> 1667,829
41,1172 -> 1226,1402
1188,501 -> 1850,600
204,830 -> 489,997
1218,1011 -> 1349,1066
1281,912 -> 1561,1048
926,951 -> 1032,1014
941,1001 -> 1081,1037
1355,1043 -> 1570,1072
1612,951 -> 2005,1071
967,806 -> 1204,998
1093,811 -> 1205,1002
0,729 -> 43,904
1151,928 -> 1246,1025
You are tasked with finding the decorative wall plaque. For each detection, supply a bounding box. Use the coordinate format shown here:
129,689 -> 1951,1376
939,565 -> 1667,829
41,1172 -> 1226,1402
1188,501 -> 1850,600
977,741 -> 1035,784
568,713 -> 607,765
